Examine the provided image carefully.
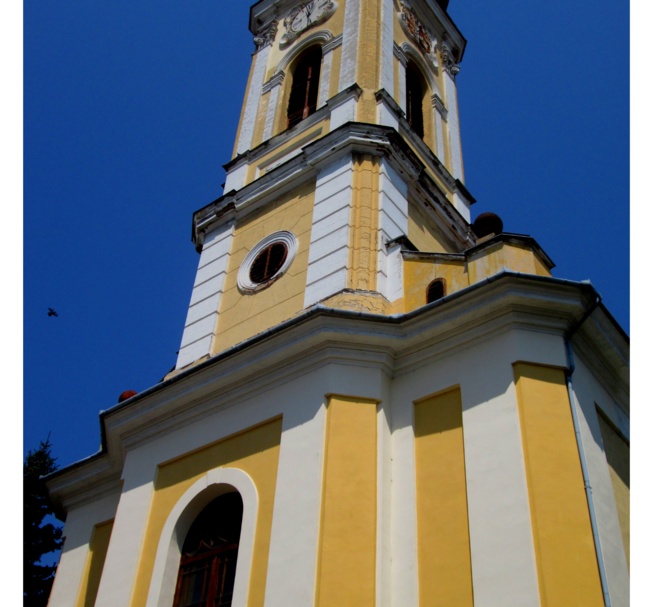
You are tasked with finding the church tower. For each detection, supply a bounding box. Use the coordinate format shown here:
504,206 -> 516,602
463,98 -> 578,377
46,3 -> 630,607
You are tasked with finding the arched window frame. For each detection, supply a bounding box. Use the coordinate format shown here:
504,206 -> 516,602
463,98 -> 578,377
426,278 -> 446,304
145,467 -> 258,607
272,31 -> 334,136
400,42 -> 440,154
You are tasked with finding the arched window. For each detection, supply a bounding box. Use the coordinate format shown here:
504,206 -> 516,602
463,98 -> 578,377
426,278 -> 446,304
172,492 -> 243,607
406,61 -> 425,139
287,47 -> 322,129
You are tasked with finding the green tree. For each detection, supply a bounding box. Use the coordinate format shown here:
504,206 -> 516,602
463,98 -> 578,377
24,438 -> 63,607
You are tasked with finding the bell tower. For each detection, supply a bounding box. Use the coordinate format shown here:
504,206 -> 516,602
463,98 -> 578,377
45,4 -> 629,607
174,0 -> 478,371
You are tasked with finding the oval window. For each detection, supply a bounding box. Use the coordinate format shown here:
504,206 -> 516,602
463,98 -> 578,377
249,242 -> 288,284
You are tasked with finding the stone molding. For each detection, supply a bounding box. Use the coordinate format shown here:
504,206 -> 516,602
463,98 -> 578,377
431,93 -> 448,120
253,19 -> 278,52
261,70 -> 286,95
275,29 -> 334,73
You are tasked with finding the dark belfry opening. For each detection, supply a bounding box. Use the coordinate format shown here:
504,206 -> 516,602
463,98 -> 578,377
406,62 -> 425,139
287,47 -> 322,129
173,492 -> 243,607
426,279 -> 446,304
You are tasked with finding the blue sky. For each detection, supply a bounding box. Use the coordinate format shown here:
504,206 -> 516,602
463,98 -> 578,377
24,0 -> 629,473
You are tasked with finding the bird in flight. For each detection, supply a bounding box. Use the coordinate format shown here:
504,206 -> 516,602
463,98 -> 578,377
48,308 -> 58,317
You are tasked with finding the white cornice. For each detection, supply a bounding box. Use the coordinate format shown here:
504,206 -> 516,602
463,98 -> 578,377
45,273 -> 628,512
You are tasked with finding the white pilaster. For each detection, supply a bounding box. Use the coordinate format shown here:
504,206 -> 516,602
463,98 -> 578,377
379,0 -> 395,94
461,353 -> 541,607
338,0 -> 361,91
262,379 -> 328,607
262,72 -> 285,142
318,50 -> 333,108
236,45 -> 271,155
304,154 -> 353,307
394,44 -> 408,112
94,453 -> 157,607
377,159 -> 408,302
224,163 -> 247,193
443,70 -> 463,181
176,222 -> 235,369
47,492 -> 121,607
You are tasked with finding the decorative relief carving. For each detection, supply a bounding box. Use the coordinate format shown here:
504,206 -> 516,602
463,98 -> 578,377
439,39 -> 460,77
396,0 -> 439,71
281,1 -> 338,47
253,19 -> 278,51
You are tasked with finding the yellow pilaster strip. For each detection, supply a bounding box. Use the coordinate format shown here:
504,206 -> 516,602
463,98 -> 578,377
414,387 -> 474,607
357,0 -> 382,123
316,395 -> 377,607
514,363 -> 604,606
74,519 -> 114,607
348,154 -> 380,291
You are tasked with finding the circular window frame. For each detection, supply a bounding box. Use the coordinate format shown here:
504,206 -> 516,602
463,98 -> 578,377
237,231 -> 298,293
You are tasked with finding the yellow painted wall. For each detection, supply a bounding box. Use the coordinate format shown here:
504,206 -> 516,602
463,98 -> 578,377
407,198 -> 448,253
356,0 -> 381,123
74,519 -> 114,607
514,363 -> 603,606
247,122 -> 328,184
213,181 -> 315,353
348,154 -> 380,291
597,410 -> 630,569
130,418 -> 283,607
403,257 -> 467,312
414,388 -> 474,607
316,395 -> 377,607
468,242 -> 551,284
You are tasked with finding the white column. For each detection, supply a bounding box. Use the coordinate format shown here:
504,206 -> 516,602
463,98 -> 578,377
176,221 -> 235,369
94,453 -> 157,607
262,377 -> 329,607
379,0 -> 394,94
398,62 -> 407,113
318,51 -> 333,108
236,45 -> 270,155
262,72 -> 285,142
304,154 -> 353,307
377,159 -> 408,302
47,493 -> 120,607
461,355 -> 541,607
431,94 -> 447,164
338,0 -> 361,91
443,70 -> 463,181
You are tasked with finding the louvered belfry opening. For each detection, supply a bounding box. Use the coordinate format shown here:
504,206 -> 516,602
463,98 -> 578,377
426,279 -> 446,304
173,492 -> 243,607
287,47 -> 322,129
406,62 -> 425,139
249,242 -> 288,284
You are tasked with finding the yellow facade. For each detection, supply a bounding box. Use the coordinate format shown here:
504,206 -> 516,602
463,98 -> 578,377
130,418 -> 282,607
414,387 -> 474,607
514,363 -> 604,606
316,395 -> 377,607
74,519 -> 114,607
213,181 -> 315,352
